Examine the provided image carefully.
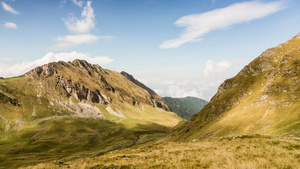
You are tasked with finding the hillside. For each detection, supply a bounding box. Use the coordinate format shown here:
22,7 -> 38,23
0,60 -> 181,168
162,96 -> 208,119
164,33 -> 300,141
23,135 -> 300,169
121,71 -> 170,111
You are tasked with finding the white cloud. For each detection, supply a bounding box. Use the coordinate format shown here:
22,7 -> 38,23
64,1 -> 95,33
166,85 -> 202,98
3,22 -> 17,29
52,34 -> 113,50
204,60 -> 232,78
54,1 -> 113,49
0,52 -> 114,77
160,0 -> 286,49
132,59 -> 237,100
71,0 -> 84,7
1,1 -> 19,14
0,58 -> 9,61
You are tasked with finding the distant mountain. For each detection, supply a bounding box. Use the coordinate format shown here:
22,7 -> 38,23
0,59 -> 181,168
162,96 -> 208,119
165,33 -> 300,141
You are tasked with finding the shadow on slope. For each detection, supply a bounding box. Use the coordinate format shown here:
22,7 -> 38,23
0,117 -> 170,169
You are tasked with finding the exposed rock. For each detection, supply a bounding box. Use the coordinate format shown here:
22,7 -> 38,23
25,64 -> 57,79
56,76 -> 109,105
0,90 -> 20,106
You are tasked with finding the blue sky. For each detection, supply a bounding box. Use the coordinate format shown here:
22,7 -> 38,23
0,0 -> 299,100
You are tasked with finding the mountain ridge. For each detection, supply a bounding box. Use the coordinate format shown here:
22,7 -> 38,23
120,71 -> 170,111
162,96 -> 208,119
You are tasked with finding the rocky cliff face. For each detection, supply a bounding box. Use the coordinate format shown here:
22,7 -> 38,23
165,33 -> 300,141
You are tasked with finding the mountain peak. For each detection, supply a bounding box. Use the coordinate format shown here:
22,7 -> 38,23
71,59 -> 100,69
22,59 -> 171,112
0,60 -> 181,167
24,59 -> 104,79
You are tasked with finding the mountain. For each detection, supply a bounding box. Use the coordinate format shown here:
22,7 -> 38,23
164,33 -> 300,141
0,59 -> 181,168
162,96 -> 208,119
121,71 -> 170,111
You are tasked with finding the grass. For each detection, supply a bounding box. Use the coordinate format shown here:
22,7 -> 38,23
22,135 -> 300,169
0,117 -> 177,169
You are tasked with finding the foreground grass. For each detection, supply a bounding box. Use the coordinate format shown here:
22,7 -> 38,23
23,135 -> 300,169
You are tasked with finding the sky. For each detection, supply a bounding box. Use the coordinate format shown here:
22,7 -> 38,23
0,0 -> 299,100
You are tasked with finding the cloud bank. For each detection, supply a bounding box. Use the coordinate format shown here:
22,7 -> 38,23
204,60 -> 232,78
1,1 -> 19,14
3,22 -> 17,29
134,59 -> 235,100
0,52 -> 114,77
160,0 -> 286,49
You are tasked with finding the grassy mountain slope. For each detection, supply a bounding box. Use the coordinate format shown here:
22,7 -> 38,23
0,60 -> 181,168
162,96 -> 208,119
164,33 -> 300,141
121,71 -> 170,111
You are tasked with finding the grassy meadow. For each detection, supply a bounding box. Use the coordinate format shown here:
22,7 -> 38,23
22,135 -> 300,169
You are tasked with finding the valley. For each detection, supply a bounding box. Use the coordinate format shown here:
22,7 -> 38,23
0,34 -> 299,169
1,0 -> 300,168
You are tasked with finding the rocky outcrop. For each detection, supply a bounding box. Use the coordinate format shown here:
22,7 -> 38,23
25,64 -> 58,79
71,59 -> 106,76
0,91 -> 20,106
55,76 -> 111,105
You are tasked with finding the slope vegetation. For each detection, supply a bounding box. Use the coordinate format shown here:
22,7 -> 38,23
163,96 -> 208,119
165,33 -> 300,141
23,136 -> 300,169
0,60 -> 181,168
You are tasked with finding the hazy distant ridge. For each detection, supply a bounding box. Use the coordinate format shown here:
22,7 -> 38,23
162,96 -> 208,119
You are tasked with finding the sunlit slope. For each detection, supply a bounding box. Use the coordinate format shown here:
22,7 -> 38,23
0,60 -> 181,168
165,34 -> 300,141
23,136 -> 300,169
